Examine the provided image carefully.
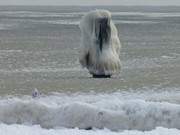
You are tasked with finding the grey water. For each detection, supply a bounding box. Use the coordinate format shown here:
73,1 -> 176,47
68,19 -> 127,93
0,6 -> 180,96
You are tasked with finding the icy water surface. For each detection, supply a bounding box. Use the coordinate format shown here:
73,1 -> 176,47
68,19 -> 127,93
0,6 -> 180,135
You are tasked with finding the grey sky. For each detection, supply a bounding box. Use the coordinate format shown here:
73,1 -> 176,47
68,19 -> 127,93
0,0 -> 180,6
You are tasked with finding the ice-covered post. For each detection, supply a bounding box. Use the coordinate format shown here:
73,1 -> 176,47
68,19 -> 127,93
79,10 -> 121,78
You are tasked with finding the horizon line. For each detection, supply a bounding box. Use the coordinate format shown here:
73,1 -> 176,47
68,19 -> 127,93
0,4 -> 180,7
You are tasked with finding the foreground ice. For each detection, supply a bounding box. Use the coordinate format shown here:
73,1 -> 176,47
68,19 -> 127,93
0,124 -> 180,135
0,91 -> 180,131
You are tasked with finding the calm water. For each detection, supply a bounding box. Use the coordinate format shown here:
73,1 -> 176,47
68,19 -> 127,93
0,6 -> 180,134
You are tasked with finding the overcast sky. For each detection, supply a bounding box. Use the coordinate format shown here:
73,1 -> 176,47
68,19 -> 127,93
0,0 -> 180,6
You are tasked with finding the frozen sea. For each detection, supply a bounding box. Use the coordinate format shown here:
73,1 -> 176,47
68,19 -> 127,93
0,6 -> 180,135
